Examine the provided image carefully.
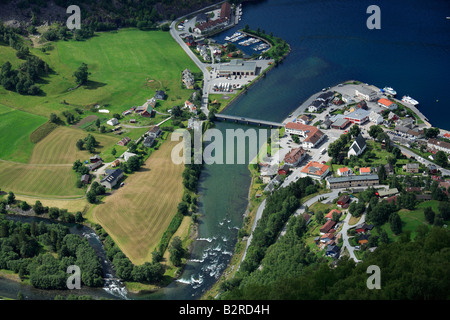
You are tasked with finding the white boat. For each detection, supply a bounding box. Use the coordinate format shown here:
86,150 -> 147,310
383,86 -> 397,96
402,95 -> 419,106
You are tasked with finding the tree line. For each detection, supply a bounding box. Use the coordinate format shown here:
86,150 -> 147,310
0,217 -> 103,290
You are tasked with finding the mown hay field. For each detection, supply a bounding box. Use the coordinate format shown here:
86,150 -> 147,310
92,136 -> 185,265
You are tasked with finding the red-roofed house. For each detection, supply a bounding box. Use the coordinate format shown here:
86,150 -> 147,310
337,167 -> 352,176
325,209 -> 341,220
320,220 -> 336,234
377,98 -> 398,110
360,167 -> 371,175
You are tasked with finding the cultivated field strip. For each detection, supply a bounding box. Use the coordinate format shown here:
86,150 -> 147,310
92,137 -> 185,265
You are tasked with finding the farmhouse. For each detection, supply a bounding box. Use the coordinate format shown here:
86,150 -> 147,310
348,134 -> 367,158
122,152 -> 137,162
100,169 -> 124,189
217,59 -> 257,77
155,90 -> 166,100
107,118 -> 119,126
118,137 -> 131,146
81,174 -> 90,185
90,155 -> 101,163
301,161 -> 330,179
355,87 -> 377,101
143,135 -> 155,148
284,147 -> 307,167
88,160 -> 103,171
326,174 -> 379,189
148,125 -> 161,138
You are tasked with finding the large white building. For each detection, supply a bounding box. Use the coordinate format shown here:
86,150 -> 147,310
355,87 -> 377,101
285,122 -> 326,149
369,111 -> 383,125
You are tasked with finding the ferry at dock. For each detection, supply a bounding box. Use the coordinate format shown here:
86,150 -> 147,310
383,86 -> 397,96
402,95 -> 419,106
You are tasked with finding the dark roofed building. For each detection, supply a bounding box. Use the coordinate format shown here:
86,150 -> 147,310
81,174 -> 90,184
143,135 -> 155,148
155,90 -> 166,100
101,169 -> 124,189
220,2 -> 232,19
196,12 -> 208,24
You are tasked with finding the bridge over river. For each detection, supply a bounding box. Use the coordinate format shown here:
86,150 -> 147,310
214,114 -> 283,128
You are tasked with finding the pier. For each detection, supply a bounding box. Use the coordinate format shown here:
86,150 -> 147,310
215,114 -> 283,128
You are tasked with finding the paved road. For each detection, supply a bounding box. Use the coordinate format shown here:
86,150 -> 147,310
340,210 -> 366,263
395,144 -> 450,176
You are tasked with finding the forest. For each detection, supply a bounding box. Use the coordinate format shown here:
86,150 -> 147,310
0,217 -> 103,289
221,226 -> 450,299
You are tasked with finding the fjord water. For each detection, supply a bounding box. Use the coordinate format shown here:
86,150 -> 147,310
217,0 -> 450,129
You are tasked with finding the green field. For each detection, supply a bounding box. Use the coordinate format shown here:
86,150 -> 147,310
0,29 -> 200,118
0,104 -> 48,163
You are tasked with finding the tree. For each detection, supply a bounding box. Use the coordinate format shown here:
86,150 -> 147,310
435,151 -> 448,168
169,236 -> 184,266
177,202 -> 189,215
7,191 -> 15,204
127,155 -> 141,172
377,165 -> 386,181
76,139 -> 84,150
20,201 -> 30,211
389,212 -> 402,235
86,191 -> 97,204
73,63 -> 89,86
111,148 -> 117,156
33,201 -> 45,215
349,124 -> 360,138
49,113 -> 60,124
423,127 -> 440,139
424,207 -> 435,225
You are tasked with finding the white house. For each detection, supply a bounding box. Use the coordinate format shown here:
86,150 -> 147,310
369,111 -> 383,125
337,167 -> 352,176
107,118 -> 119,126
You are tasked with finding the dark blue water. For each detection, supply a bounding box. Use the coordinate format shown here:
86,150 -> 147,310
216,0 -> 450,129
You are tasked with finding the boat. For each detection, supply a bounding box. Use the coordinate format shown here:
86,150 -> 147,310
402,95 -> 419,106
383,86 -> 397,96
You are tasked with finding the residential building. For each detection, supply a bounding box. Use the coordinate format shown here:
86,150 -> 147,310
260,165 -> 278,184
90,155 -> 101,163
404,163 -> 419,173
369,111 -> 383,125
118,137 -> 131,146
360,167 -> 371,175
320,220 -> 336,234
337,167 -> 352,176
325,245 -> 340,258
355,223 -> 374,234
337,195 -> 350,207
428,138 -> 450,154
377,98 -> 398,110
182,69 -> 195,89
143,135 -> 155,148
355,87 -> 377,101
384,163 -> 394,175
325,209 -> 341,220
185,100 -> 197,114
88,160 -> 103,171
301,161 -> 330,179
155,90 -> 166,100
148,125 -> 161,138
122,152 -> 137,162
348,134 -> 367,157
284,147 -> 307,167
296,115 -> 311,125
345,109 -> 370,124
326,174 -> 379,189
107,118 -> 119,126
278,164 -> 290,175
100,169 -> 124,189
81,174 -> 90,184
308,99 -> 325,112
